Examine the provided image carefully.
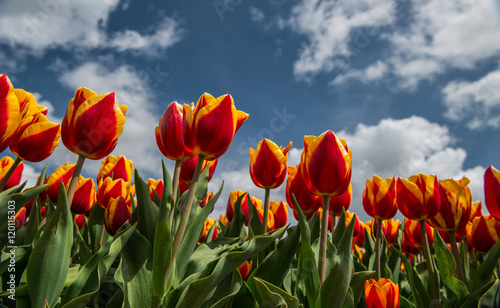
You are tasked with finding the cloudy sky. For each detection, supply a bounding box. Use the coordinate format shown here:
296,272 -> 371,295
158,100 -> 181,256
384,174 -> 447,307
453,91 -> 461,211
1,0 -> 499,222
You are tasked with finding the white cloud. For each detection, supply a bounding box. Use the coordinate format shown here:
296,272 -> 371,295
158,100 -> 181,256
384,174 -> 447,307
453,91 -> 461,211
0,0 -> 182,56
209,116 -> 486,222
331,60 -> 388,85
442,68 -> 500,129
249,7 -> 265,24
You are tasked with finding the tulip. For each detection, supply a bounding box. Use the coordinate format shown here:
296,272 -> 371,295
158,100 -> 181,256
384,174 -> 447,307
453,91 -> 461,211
381,219 -> 401,245
97,154 -> 133,183
75,214 -> 87,229
198,218 -> 219,244
0,157 -> 23,191
354,221 -> 369,247
363,176 -> 397,220
0,74 -> 21,153
226,190 -> 262,225
179,156 -> 218,187
97,178 -> 131,209
403,219 -> 434,249
156,101 -> 192,161
9,112 -> 60,162
15,206 -> 27,228
219,214 -> 228,226
199,191 -> 214,212
345,211 -> 361,237
329,183 -> 352,217
42,163 -> 75,204
66,176 -> 96,214
270,200 -> 288,229
468,215 -> 500,253
257,206 -> 275,231
249,139 -> 292,189
286,164 -> 322,215
484,165 -> 500,220
61,87 -> 127,160
364,278 -> 400,308
470,200 -> 483,220
15,89 -> 47,118
182,93 -> 249,161
396,174 -> 441,221
104,196 -> 132,236
147,179 -> 164,202
238,260 -> 253,281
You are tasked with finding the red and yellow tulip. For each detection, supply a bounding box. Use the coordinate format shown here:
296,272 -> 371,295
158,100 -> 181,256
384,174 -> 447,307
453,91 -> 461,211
97,154 -> 133,183
225,190 -> 262,225
270,200 -> 288,229
363,176 -> 397,220
15,89 -> 47,118
182,93 -> 249,160
286,164 -> 322,215
147,178 -> 164,202
66,176 -> 96,214
156,101 -> 192,161
364,278 -> 400,308
403,218 -> 434,249
300,130 -> 352,197
61,87 -> 127,160
198,218 -> 219,244
75,214 -> 87,229
42,163 -> 75,203
381,218 -> 401,245
97,177 -> 131,209
104,196 -> 132,236
238,260 -> 253,281
0,74 -> 21,153
15,206 -> 27,227
249,139 -> 292,189
329,183 -> 352,216
468,215 -> 500,253
179,156 -> 218,187
484,165 -> 500,220
199,191 -> 214,212
396,174 -> 441,221
0,156 -> 23,191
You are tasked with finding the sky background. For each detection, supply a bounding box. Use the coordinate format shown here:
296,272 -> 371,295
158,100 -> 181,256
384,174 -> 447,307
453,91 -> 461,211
1,0 -> 499,222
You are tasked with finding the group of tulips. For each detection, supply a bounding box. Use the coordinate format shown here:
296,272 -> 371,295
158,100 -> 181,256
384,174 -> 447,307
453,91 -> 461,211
2,70 -> 500,307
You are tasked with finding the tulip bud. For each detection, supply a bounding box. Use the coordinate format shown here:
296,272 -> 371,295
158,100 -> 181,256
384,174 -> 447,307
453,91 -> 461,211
0,157 -> 23,191
249,138 -> 292,189
104,196 -> 131,236
97,154 -> 133,183
364,278 -> 400,308
363,176 -> 397,220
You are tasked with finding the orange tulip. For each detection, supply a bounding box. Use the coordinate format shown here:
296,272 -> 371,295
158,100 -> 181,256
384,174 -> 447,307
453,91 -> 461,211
219,214 -> 229,226
61,87 -> 127,160
403,218 -> 434,249
198,218 -> 219,244
484,165 -> 500,220
179,156 -> 218,186
300,130 -> 352,197
363,176 -> 397,220
396,174 -> 441,221
286,164 -> 322,215
15,206 -> 27,227
199,191 -> 214,212
329,183 -> 352,216
428,177 -> 471,232
147,178 -> 164,202
470,200 -> 483,220
364,278 -> 400,308
182,93 -> 249,160
249,139 -> 292,189
270,200 -> 288,229
97,177 -> 131,209
225,190 -> 261,225
468,215 -> 500,253
9,112 -> 60,162
238,260 -> 253,281
0,157 -> 23,191
104,196 -> 131,236
97,154 -> 133,183
156,101 -> 192,161
66,176 -> 96,214
381,219 -> 401,245
42,163 -> 75,203
0,74 -> 21,153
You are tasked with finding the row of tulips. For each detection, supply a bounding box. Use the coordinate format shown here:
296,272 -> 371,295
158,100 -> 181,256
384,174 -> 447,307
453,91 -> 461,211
2,71 -> 500,307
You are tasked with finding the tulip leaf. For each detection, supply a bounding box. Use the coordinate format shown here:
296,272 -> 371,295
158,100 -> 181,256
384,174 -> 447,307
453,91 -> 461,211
460,281 -> 495,308
432,229 -> 468,302
60,224 -> 136,307
318,215 -> 355,308
248,194 -> 263,237
254,277 -> 300,308
134,169 -> 159,249
26,182 -> 73,308
176,183 -> 222,281
293,194 -> 320,308
159,160 -> 173,212
153,161 -> 173,301
88,202 -> 108,254
225,193 -> 247,238
478,279 -> 500,307
332,208 -> 346,248
308,212 -> 320,245
23,198 -> 40,246
349,271 -> 375,306
204,269 -> 242,308
106,289 -> 124,308
470,239 -> 500,292
114,228 -> 154,308
173,227 -> 286,308
341,287 -> 354,308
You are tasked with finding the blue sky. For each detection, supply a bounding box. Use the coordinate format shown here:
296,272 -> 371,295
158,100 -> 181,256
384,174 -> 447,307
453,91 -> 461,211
1,0 -> 500,221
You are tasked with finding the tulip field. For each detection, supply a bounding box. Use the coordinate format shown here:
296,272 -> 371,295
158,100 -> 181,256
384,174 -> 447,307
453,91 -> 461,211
2,72 -> 500,308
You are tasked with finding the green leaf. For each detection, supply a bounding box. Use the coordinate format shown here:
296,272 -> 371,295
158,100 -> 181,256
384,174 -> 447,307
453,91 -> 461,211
470,240 -> 500,292
114,228 -> 154,308
88,202 -> 108,254
60,224 -> 137,307
318,214 -> 355,308
247,194 -> 263,237
478,279 -> 500,307
0,184 -> 49,231
332,208 -> 346,248
350,271 -> 375,306
460,281 -> 495,308
225,193 -> 247,238
26,182 -> 73,308
203,269 -> 242,308
134,169 -> 159,248
432,229 -> 468,302
341,287 -> 354,308
254,277 -> 300,308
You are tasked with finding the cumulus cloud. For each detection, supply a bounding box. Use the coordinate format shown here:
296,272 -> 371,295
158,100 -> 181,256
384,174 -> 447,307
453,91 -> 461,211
0,0 -> 183,56
209,116 -> 486,222
331,60 -> 388,85
442,68 -> 500,129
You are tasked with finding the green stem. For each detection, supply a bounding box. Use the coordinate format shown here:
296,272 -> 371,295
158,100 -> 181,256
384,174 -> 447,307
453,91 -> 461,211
165,154 -> 205,287
66,154 -> 86,207
0,156 -> 22,191
98,223 -> 105,250
420,220 -> 440,308
169,160 -> 182,226
375,218 -> 382,280
318,195 -> 329,284
448,231 -> 465,283
462,239 -> 470,281
261,187 -> 271,234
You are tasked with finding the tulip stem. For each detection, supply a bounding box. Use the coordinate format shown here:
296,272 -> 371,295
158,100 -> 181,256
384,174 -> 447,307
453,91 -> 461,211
0,156 -> 22,191
318,195 -> 329,284
261,188 -> 270,234
66,154 -> 86,208
166,154 -> 205,287
462,239 -> 470,281
448,231 -> 465,283
98,224 -> 105,250
420,220 -> 440,308
169,160 -> 182,226
375,218 -> 382,280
